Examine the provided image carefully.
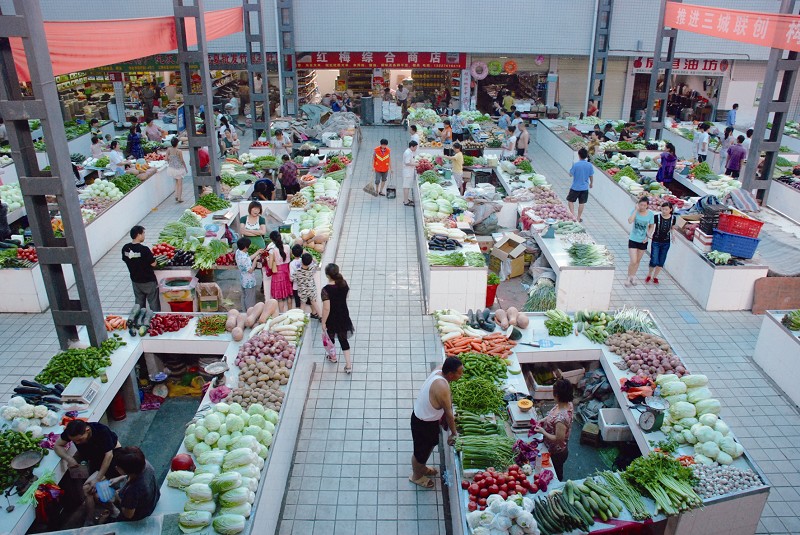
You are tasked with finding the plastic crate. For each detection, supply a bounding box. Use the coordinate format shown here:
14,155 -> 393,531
717,213 -> 764,238
598,408 -> 634,442
712,229 -> 760,259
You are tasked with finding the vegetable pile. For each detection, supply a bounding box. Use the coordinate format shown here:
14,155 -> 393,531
567,243 -> 613,266
462,465 -> 536,509
466,494 -> 539,534
78,181 -> 124,201
781,309 -> 800,330
706,250 -> 732,265
35,334 -> 125,384
455,435 -> 516,470
427,251 -> 465,266
595,471 -> 651,520
196,315 -> 228,336
544,309 -> 572,337
147,314 -> 192,337
451,377 -> 506,415
691,464 -> 762,499
523,278 -> 557,312
111,173 -> 141,194
623,453 -> 702,516
606,331 -> 686,379
195,194 -> 231,212
1,396 -> 60,434
0,430 -> 48,490
456,411 -> 506,436
458,352 -> 509,384
573,310 -> 610,343
606,306 -> 656,334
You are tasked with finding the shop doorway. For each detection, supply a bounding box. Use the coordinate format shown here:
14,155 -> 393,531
476,73 -> 547,114
630,72 -> 720,123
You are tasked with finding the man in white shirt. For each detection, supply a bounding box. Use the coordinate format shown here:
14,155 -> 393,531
742,128 -> 753,157
511,111 -> 523,136
697,124 -> 710,163
402,140 -> 418,207
409,125 -> 420,145
396,84 -> 409,117
502,125 -> 517,159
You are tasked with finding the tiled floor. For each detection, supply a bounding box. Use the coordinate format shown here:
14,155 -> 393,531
0,126 -> 798,533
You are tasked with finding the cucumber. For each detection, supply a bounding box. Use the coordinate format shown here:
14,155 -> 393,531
573,500 -> 595,526
127,304 -> 141,327
138,325 -> 147,336
576,482 -> 592,495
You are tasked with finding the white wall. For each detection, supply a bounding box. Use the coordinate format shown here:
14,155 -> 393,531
314,70 -> 340,94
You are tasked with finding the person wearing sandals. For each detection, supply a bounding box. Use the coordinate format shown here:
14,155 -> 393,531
165,137 -> 187,203
626,196 -> 655,287
645,202 -> 676,284
293,253 -> 322,320
321,263 -> 355,373
410,356 -> 463,489
373,138 -> 391,197
402,140 -> 418,206
266,231 -> 293,312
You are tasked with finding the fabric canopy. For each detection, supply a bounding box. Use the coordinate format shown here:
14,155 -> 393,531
12,7 -> 243,82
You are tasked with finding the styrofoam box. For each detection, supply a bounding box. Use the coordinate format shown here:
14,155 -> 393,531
598,408 -> 634,442
693,235 -> 712,253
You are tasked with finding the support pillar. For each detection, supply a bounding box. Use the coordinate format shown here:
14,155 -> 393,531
243,0 -> 271,138
0,0 -> 106,348
588,0 -> 613,116
644,0 -> 682,140
275,0 -> 298,116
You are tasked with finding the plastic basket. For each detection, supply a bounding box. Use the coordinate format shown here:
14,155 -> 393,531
712,229 -> 760,259
717,213 -> 764,238
169,300 -> 195,312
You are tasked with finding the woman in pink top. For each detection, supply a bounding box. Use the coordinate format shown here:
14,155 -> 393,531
533,378 -> 574,481
265,230 -> 293,312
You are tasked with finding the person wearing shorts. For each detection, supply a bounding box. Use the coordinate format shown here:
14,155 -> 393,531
646,202 -> 676,284
409,357 -> 463,489
626,196 -> 655,287
566,148 -> 593,222
372,139 -> 391,196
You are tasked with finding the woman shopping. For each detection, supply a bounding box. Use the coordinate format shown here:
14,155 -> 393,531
533,378 -> 574,481
265,230 -> 292,312
127,125 -> 144,160
646,202 -> 676,284
165,138 -> 187,203
235,237 -> 263,310
718,126 -> 735,173
239,201 -> 267,249
321,263 -> 355,374
626,196 -> 655,287
656,142 -> 677,184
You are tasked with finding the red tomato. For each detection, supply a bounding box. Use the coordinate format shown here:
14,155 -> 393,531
498,491 -> 508,500
531,485 -> 538,493
487,467 -> 496,473
500,484 -> 508,492
516,485 -> 525,494
488,485 -> 499,494
478,498 -> 487,506
467,502 -> 477,512
508,489 -> 517,495
478,488 -> 489,498
485,477 -> 495,486
461,480 -> 469,489
468,484 -> 479,495
509,465 -> 520,471
474,473 -> 484,482
496,475 -> 506,485
520,488 -> 528,495
479,505 -> 486,510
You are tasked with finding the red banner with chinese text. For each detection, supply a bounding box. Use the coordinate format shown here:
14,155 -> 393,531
665,2 -> 800,52
295,52 -> 466,70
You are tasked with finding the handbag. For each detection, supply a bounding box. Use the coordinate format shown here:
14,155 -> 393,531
261,251 -> 274,277
322,331 -> 337,361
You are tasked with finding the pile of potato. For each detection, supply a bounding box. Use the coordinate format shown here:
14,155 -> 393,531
225,385 -> 285,413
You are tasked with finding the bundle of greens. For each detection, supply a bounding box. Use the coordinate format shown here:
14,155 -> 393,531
623,453 -> 702,516
195,194 -> 231,212
112,174 -> 140,194
523,278 -> 556,312
451,377 -> 506,415
427,251 -> 466,266
567,243 -> 613,266
193,239 -> 231,270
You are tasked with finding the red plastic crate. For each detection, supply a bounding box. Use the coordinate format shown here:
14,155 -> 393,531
717,213 -> 763,238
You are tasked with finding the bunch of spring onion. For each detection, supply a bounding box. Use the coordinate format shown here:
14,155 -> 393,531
606,306 -> 656,334
595,471 -> 651,520
567,243 -> 613,266
623,453 -> 702,516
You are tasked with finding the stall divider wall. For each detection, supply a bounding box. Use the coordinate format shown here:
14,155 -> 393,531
537,120 -> 580,168
766,179 -> 800,224
753,311 -> 800,407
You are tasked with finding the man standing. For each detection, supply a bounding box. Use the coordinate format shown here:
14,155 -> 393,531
373,138 -> 391,197
742,128 -> 754,156
409,125 -> 420,145
409,357 -> 463,489
503,90 -> 515,113
516,121 -> 530,157
725,135 -> 748,178
140,83 -> 155,122
402,141 -> 418,207
396,84 -> 409,117
278,154 -> 300,197
726,103 -> 738,128
511,110 -> 523,136
567,148 -> 594,222
122,226 -> 160,311
451,109 -> 465,141
697,124 -> 710,163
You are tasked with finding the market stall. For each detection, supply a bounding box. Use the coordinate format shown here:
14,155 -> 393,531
433,310 -> 770,535
766,177 -> 800,223
753,309 -> 800,406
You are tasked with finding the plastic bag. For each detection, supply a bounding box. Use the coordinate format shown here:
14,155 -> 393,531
322,331 -> 337,361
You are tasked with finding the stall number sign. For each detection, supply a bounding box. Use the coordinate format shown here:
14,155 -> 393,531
295,52 -> 466,70
632,57 -> 730,76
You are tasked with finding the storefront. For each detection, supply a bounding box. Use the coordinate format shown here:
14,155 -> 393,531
470,55 -> 550,115
627,56 -> 731,123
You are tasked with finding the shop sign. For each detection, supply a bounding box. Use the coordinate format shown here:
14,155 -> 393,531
632,56 -> 731,75
295,52 -> 466,70
664,2 -> 800,53
86,53 -> 278,75
107,72 -> 124,82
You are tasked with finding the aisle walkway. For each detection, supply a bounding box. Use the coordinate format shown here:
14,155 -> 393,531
527,128 -> 800,535
276,127 -> 447,535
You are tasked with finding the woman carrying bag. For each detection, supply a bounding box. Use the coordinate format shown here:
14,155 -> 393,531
321,263 -> 355,374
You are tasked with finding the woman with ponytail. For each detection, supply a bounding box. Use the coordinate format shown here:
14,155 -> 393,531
321,263 -> 355,374
266,230 -> 293,311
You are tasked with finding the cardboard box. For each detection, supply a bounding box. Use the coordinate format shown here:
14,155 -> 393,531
676,214 -> 702,230
477,235 -> 494,253
490,234 -> 526,278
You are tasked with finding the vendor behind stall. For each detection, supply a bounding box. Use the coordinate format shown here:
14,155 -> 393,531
108,446 -> 160,522
533,378 -> 574,481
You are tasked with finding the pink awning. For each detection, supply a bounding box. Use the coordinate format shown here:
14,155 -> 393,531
12,7 -> 243,82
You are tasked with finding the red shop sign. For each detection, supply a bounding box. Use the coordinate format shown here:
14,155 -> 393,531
107,72 -> 124,82
295,52 -> 466,70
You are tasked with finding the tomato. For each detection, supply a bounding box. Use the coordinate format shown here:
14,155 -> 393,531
500,483 -> 508,492
479,505 -> 486,510
487,467 -> 496,473
478,488 -> 489,498
461,480 -> 469,489
531,484 -> 538,493
496,475 -> 506,485
498,491 -> 508,500
469,484 -> 479,495
509,465 -> 519,472
508,489 -> 516,495
488,485 -> 499,494
478,498 -> 487,506
474,473 -> 484,482
520,488 -> 528,495
467,502 -> 477,512
485,477 -> 495,486
516,485 -> 525,494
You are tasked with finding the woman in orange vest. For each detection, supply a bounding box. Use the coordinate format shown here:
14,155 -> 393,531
373,138 -> 391,197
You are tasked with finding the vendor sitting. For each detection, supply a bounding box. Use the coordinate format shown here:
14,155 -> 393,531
251,178 -> 276,201
101,447 -> 160,523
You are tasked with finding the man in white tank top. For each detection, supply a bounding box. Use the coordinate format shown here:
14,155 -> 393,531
409,357 -> 463,489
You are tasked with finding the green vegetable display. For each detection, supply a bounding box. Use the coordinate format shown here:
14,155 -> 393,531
523,278 -> 556,312
458,352 -> 508,384
196,315 -> 228,336
623,453 -> 702,516
194,239 -> 231,270
451,377 -> 506,415
94,156 -> 110,168
596,471 -> 651,520
781,309 -> 800,330
455,411 -> 506,436
419,170 -> 440,184
606,306 -> 656,334
427,251 -> 466,266
112,174 -> 140,194
690,162 -> 715,182
0,430 -> 48,490
221,174 -> 243,188
35,334 -> 126,385
487,273 -> 501,285
454,434 -> 515,469
544,309 -> 573,337
195,194 -> 231,212
706,250 -> 732,265
516,159 -> 533,173
464,252 -> 486,267
567,243 -> 613,266
554,221 -> 585,234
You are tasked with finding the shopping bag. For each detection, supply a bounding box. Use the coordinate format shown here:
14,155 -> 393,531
362,181 -> 378,196
322,331 -> 338,361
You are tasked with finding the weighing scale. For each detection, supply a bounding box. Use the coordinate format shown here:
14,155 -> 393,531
507,400 -> 537,429
3,450 -> 44,512
635,396 -> 670,432
60,377 -> 101,405
541,218 -> 557,239
203,361 -> 229,388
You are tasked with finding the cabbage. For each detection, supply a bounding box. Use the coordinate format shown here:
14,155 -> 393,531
220,487 -> 251,507
194,464 -> 221,476
261,430 -> 273,447
230,435 -> 260,453
225,414 -> 245,433
186,424 -> 196,437
243,426 -> 262,441
191,473 -> 214,486
194,425 -> 209,441
698,414 -> 718,427
215,402 -> 231,414
670,401 -> 696,420
264,408 -> 278,424
664,394 -> 687,405
254,456 -> 264,470
678,417 -> 698,427
699,441 -> 719,459
197,450 -> 225,466
183,499 -> 217,513
716,451 -> 733,465
184,434 -> 199,451
217,435 -> 232,451
192,442 -> 211,457
204,431 -> 220,446
178,510 -> 212,532
218,424 -> 228,436
694,454 -> 714,465
686,387 -> 712,403
220,502 -> 252,518
248,414 -> 267,429
695,398 -> 721,416
227,403 -> 244,415
167,471 -> 195,489
694,425 -> 716,444
211,472 -> 243,494
204,413 -> 222,431
232,464 -> 261,479
212,513 -> 246,534
263,420 -> 275,435
258,445 -> 269,459
681,374 -> 709,388
682,429 -> 697,444
223,448 -> 257,470
661,381 -> 687,396
673,431 -> 687,444
467,510 -> 483,529
185,483 -> 213,502
240,476 -> 258,492
239,412 -> 250,426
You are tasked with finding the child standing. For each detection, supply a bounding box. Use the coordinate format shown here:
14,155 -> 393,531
293,253 -> 321,319
289,244 -> 304,309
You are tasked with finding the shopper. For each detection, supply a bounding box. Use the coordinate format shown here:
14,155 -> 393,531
90,136 -> 104,158
491,101 -> 503,117
108,140 -> 127,175
122,226 -> 160,311
501,125 -> 517,159
440,119 -> 453,155
656,142 -> 677,184
293,253 -> 322,319
743,128 -> 754,156
141,83 -> 155,121
718,127 -> 735,173
239,201 -> 267,249
626,197 -> 655,287
443,142 -> 466,195
587,99 -> 598,117
278,154 -> 300,197
566,148 -> 593,222
266,230 -> 292,312
321,263 -> 355,373
503,90 -> 515,113
272,130 -> 292,159
396,84 -> 409,116
330,95 -> 344,112
289,244 -> 304,309
646,202 -> 676,284
587,130 -> 601,157
726,103 -> 738,128
726,135 -> 748,178
144,119 -> 165,142
516,121 -> 530,157
409,125 -> 420,145
217,116 -> 232,156
511,111 -> 523,136
235,237 -> 262,311
89,118 -> 102,138
697,123 -> 710,163
533,378 -> 574,481
451,109 -> 465,141
251,177 -> 276,201
127,125 -> 144,160
165,137 -> 187,203
498,108 -> 511,131
402,140 -> 418,206
221,129 -> 240,158
107,447 -> 160,522
409,356 -> 463,489
372,138 -> 391,197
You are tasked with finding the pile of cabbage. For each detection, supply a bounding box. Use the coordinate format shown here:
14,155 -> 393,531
168,402 -> 278,534
299,178 -> 339,203
79,181 -> 124,201
0,184 -> 24,211
0,396 -> 60,437
466,494 -> 539,535
299,204 -> 334,236
407,108 -> 440,125
420,183 -> 468,219
659,374 -> 744,465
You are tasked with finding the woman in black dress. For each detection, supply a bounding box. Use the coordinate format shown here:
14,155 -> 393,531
321,263 -> 355,374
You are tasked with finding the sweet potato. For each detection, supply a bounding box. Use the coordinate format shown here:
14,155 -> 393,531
515,314 -> 530,330
495,309 -> 509,330
258,299 -> 279,324
232,327 -> 244,341
245,302 -> 265,328
226,309 -> 239,331
235,313 -> 246,330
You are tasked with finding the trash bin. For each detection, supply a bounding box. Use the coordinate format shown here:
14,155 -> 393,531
159,277 -> 198,312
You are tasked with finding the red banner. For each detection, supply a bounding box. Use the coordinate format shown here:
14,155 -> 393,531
295,52 -> 466,70
665,2 -> 800,52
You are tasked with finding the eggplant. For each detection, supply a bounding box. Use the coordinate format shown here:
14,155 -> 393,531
14,386 -> 51,395
54,383 -> 65,394
21,380 -> 50,391
41,396 -> 63,405
127,304 -> 141,328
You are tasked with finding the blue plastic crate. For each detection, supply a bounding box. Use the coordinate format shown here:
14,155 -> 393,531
712,229 -> 760,259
